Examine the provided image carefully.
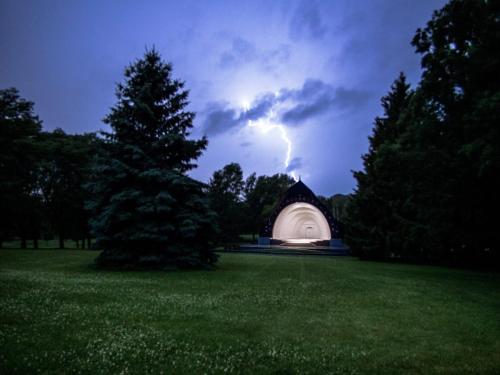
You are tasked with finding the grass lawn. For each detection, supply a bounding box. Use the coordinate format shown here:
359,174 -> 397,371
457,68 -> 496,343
1,250 -> 499,374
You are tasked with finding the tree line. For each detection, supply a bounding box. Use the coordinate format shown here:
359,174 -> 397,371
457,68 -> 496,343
0,94 -> 345,252
344,0 -> 499,269
207,163 -> 294,245
206,162 -> 349,246
0,89 -> 100,249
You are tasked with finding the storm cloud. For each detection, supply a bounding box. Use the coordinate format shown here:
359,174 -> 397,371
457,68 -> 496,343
219,37 -> 291,70
289,0 -> 327,41
203,79 -> 370,135
281,80 -> 371,125
219,38 -> 257,69
202,104 -> 243,136
202,96 -> 274,136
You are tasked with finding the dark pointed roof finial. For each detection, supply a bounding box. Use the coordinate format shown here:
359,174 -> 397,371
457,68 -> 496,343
299,175 -> 301,181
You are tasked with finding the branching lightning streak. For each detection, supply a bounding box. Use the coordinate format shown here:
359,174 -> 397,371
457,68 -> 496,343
247,117 -> 297,181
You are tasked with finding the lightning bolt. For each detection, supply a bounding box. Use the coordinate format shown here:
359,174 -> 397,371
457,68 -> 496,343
247,117 -> 298,181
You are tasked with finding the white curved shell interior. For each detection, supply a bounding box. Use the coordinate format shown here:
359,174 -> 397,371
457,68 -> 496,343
272,202 -> 331,241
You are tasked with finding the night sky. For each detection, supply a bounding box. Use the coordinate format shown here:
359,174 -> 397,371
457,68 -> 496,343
0,0 -> 446,195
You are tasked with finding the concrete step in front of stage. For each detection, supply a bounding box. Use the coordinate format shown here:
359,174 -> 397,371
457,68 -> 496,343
227,244 -> 349,256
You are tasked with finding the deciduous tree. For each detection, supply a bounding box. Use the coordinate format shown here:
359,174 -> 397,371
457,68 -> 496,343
208,163 -> 245,244
0,88 -> 42,248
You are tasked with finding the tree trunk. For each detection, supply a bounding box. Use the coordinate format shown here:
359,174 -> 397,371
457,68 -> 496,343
75,239 -> 79,249
59,236 -> 65,249
81,238 -> 85,250
33,238 -> 39,249
20,237 -> 27,249
87,237 -> 91,249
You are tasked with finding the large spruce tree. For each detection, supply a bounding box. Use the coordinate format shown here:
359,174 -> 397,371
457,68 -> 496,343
87,50 -> 218,269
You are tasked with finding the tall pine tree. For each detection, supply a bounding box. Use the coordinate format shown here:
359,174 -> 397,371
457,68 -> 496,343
86,50 -> 218,269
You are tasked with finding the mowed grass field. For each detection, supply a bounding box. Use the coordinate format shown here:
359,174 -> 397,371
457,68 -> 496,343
1,250 -> 499,374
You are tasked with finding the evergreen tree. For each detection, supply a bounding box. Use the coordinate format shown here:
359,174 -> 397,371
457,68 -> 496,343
345,74 -> 412,260
86,50 -> 217,269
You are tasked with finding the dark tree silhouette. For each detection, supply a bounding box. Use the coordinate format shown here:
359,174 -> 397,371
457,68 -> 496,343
244,173 -> 295,239
86,50 -> 218,269
345,0 -> 500,268
345,74 -> 412,260
208,163 -> 245,244
38,129 -> 99,249
0,88 -> 42,248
